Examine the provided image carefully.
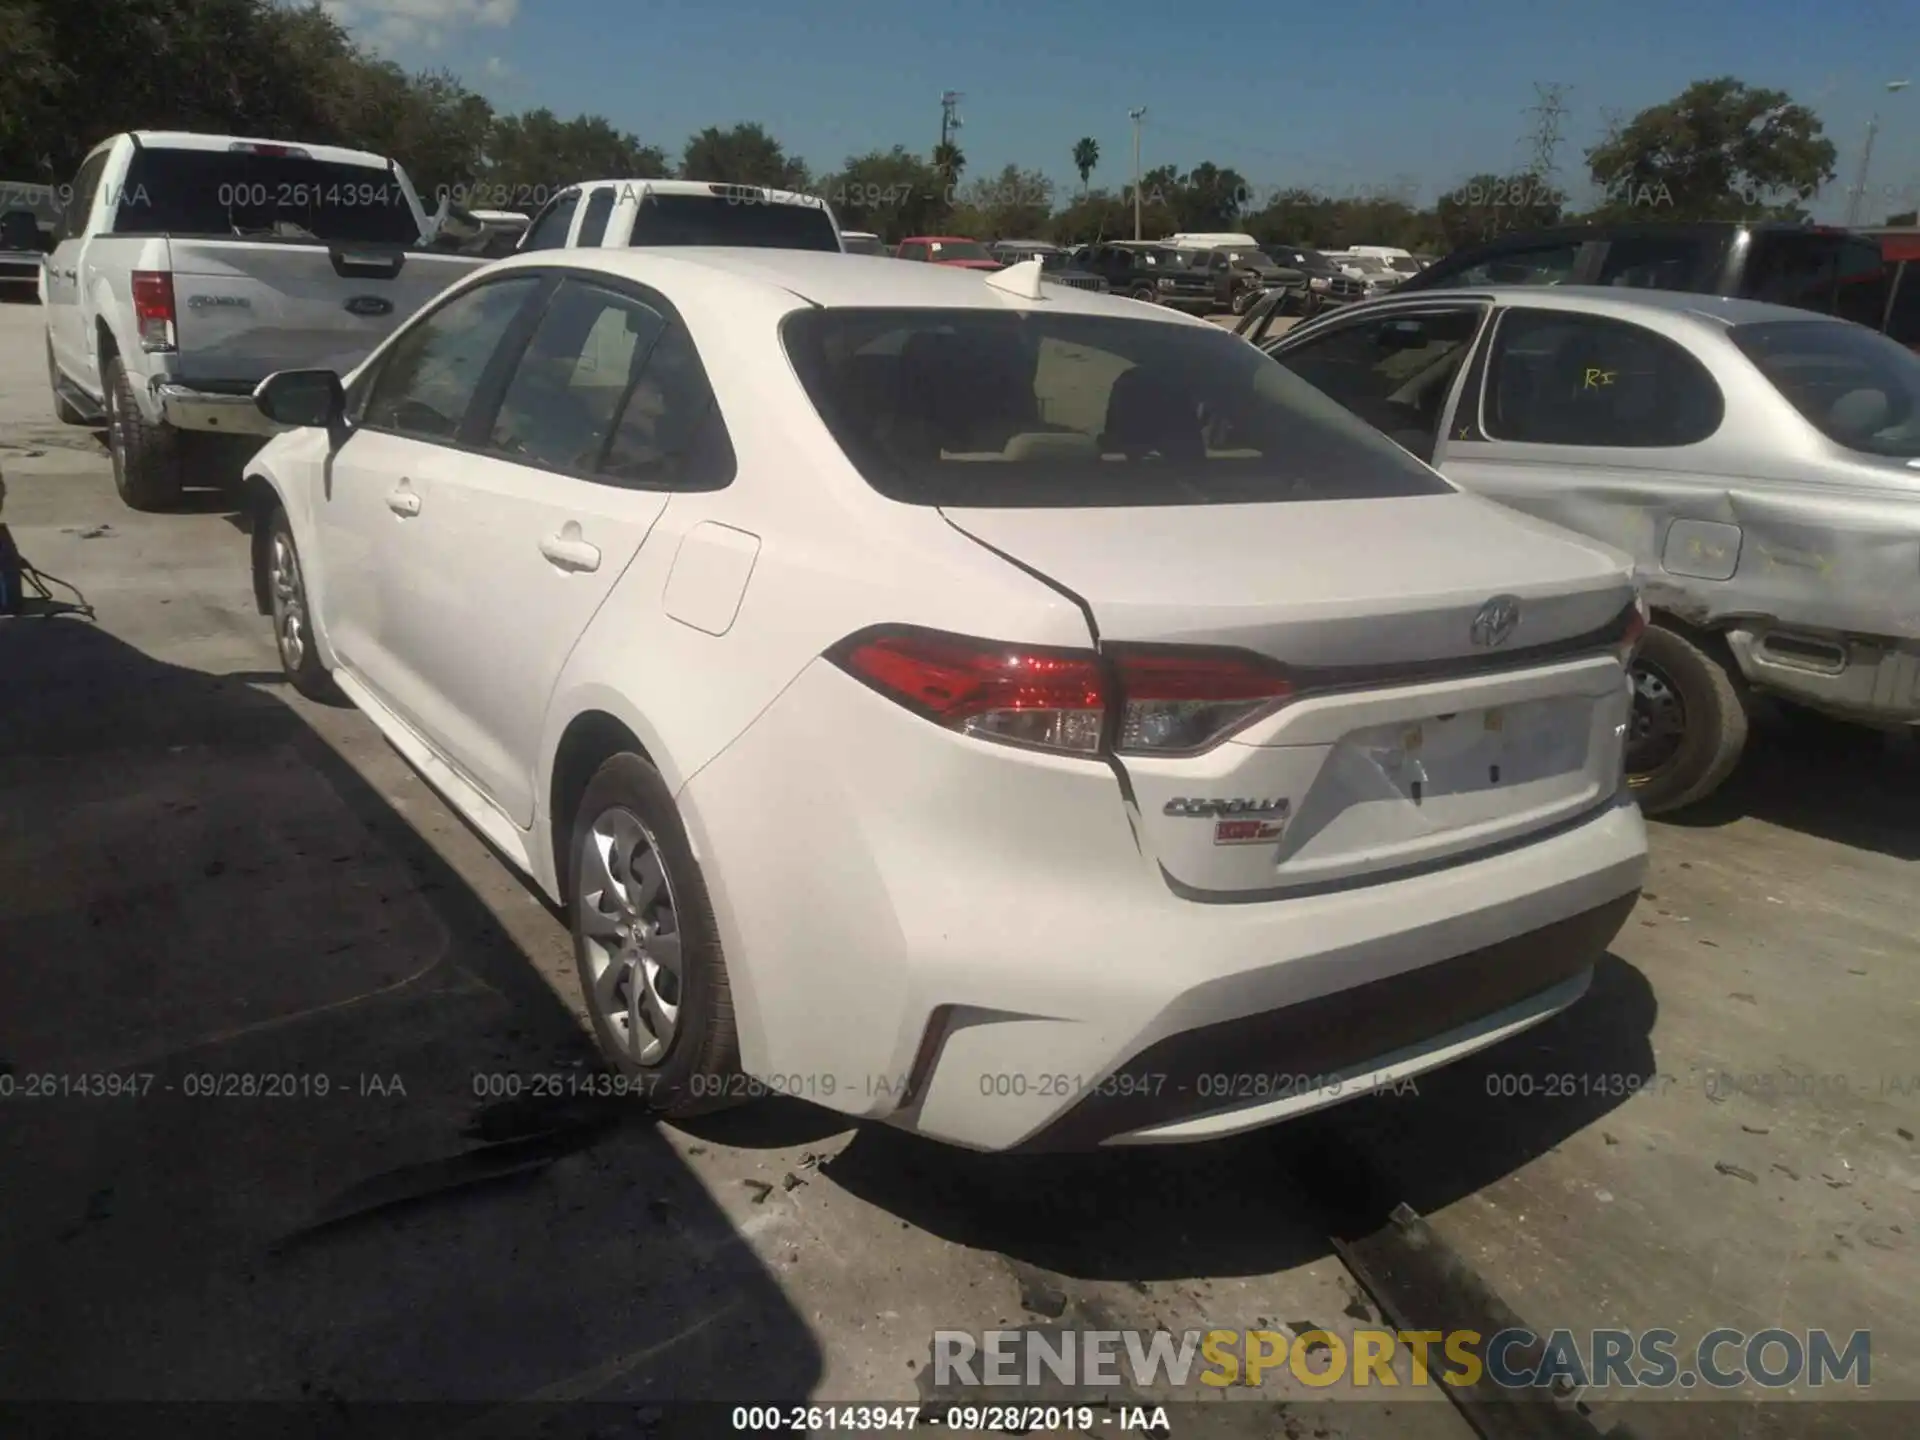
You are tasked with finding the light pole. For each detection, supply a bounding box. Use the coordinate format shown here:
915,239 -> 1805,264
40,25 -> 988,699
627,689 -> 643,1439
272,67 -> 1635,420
1129,107 -> 1147,240
1846,79 -> 1910,227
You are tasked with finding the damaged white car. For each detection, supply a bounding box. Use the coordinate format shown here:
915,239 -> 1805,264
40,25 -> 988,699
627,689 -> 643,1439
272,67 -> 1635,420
1254,287 -> 1920,812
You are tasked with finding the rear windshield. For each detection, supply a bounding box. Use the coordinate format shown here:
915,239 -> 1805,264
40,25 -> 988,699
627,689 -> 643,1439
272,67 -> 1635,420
781,308 -> 1455,507
1731,319 -> 1920,458
927,239 -> 993,263
110,148 -> 419,244
628,192 -> 840,251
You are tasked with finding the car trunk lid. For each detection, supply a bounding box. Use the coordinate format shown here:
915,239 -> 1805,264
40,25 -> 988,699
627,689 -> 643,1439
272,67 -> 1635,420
944,493 -> 1638,893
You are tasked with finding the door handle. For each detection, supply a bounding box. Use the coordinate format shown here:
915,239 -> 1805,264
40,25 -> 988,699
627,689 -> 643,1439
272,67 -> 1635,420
386,485 -> 420,517
539,526 -> 601,573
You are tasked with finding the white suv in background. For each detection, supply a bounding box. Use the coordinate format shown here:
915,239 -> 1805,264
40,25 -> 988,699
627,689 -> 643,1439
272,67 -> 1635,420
240,248 -> 1648,1153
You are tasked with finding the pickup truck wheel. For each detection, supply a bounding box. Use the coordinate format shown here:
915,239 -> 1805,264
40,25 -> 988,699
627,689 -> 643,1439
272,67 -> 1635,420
265,506 -> 335,701
1130,285 -> 1158,304
104,356 -> 183,512
1626,623 -> 1750,815
568,753 -> 742,1117
1230,286 -> 1257,316
45,334 -> 87,425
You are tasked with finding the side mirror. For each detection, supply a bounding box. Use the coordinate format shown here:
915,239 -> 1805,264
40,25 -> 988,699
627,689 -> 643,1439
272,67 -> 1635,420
255,369 -> 346,438
1,209 -> 42,253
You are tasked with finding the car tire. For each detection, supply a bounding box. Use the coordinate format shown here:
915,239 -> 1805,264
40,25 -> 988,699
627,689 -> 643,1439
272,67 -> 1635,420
1230,287 -> 1256,317
104,355 -> 183,511
1627,622 -> 1750,815
568,752 -> 742,1116
264,505 -> 336,701
46,333 -> 87,425
1130,285 -> 1158,304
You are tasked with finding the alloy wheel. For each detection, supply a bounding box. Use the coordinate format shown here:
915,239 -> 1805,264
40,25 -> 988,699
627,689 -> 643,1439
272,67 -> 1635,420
269,531 -> 307,671
577,807 -> 683,1065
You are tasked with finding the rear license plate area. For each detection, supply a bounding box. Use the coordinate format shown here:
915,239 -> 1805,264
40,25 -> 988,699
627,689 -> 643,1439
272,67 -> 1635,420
1348,697 -> 1590,802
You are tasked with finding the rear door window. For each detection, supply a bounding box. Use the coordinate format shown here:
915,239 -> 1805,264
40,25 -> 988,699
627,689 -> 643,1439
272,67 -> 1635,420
1483,309 -> 1725,447
780,307 -> 1453,507
109,147 -> 419,244
574,187 -> 616,247
1731,318 -> 1920,458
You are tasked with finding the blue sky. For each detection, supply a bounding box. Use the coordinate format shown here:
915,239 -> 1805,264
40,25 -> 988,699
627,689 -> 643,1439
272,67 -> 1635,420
321,0 -> 1919,223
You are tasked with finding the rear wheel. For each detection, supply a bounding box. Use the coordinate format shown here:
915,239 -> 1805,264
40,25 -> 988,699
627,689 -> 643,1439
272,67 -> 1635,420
104,355 -> 183,511
568,753 -> 741,1115
1626,623 -> 1749,814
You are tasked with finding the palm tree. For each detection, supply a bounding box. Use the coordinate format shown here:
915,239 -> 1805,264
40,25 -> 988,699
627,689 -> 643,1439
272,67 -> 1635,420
932,140 -> 966,196
1072,137 -> 1099,193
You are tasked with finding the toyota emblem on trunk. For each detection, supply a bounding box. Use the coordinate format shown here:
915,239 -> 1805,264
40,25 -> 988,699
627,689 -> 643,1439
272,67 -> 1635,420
345,295 -> 392,317
1470,595 -> 1521,649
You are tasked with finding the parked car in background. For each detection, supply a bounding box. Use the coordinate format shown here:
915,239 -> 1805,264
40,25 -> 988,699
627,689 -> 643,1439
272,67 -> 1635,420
1863,227 -> 1920,351
518,180 -> 844,254
1346,245 -> 1422,278
1190,244 -> 1307,315
1254,285 -> 1920,812
1327,252 -> 1404,297
1077,242 -> 1216,311
40,130 -> 482,512
1020,247 -> 1110,293
431,206 -> 529,258
1396,222 -> 1916,348
1265,244 -> 1368,311
840,230 -> 887,257
990,239 -> 1061,266
240,245 -> 1647,1152
896,236 -> 1001,269
1,210 -> 48,294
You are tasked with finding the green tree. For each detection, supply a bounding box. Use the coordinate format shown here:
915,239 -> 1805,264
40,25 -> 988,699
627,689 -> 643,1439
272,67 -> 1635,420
957,163 -> 1054,239
818,146 -> 945,241
680,122 -> 809,190
1887,209 -> 1918,226
1584,77 -> 1836,222
931,140 -> 966,196
1048,187 -> 1131,244
1072,136 -> 1099,191
484,109 -> 667,204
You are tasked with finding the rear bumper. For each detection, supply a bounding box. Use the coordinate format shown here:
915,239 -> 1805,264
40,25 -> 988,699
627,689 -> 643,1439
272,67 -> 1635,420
1727,627 -> 1920,724
153,381 -> 284,437
677,659 -> 1650,1153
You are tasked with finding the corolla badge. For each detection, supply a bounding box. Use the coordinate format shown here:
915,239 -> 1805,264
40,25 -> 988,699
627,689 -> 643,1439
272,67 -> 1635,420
344,294 -> 393,317
1470,594 -> 1521,649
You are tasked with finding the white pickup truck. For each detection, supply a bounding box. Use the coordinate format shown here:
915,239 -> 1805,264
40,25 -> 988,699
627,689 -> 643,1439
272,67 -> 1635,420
515,178 -> 844,253
42,131 -> 484,510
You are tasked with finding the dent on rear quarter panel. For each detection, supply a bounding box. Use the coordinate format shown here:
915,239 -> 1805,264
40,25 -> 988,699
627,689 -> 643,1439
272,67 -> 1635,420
1517,481 -> 1920,639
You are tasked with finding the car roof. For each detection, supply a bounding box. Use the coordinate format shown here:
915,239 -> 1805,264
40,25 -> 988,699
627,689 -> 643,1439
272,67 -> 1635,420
128,131 -> 393,170
577,178 -> 826,208
1334,284 -> 1849,331
902,235 -> 980,243
477,246 -> 1215,325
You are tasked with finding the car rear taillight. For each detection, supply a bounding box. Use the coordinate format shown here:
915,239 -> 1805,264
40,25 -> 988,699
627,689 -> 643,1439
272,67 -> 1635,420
1110,649 -> 1294,754
130,270 -> 176,352
828,627 -> 1294,758
830,629 -> 1108,754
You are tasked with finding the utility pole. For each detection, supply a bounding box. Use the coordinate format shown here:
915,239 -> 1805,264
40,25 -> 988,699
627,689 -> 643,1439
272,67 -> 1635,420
1847,81 -> 1911,227
1129,106 -> 1147,240
1520,83 -> 1571,208
939,91 -> 963,151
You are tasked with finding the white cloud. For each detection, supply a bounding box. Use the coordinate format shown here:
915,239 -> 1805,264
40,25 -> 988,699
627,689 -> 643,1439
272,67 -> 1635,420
484,55 -> 513,79
319,0 -> 520,52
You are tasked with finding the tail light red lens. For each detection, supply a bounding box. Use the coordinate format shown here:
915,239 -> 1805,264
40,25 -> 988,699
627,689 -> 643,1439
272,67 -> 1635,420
831,629 -> 1108,754
828,627 -> 1293,757
131,270 -> 176,352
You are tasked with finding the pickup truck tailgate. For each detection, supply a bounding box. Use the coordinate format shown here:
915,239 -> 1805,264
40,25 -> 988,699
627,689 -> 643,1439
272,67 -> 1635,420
164,240 -> 481,383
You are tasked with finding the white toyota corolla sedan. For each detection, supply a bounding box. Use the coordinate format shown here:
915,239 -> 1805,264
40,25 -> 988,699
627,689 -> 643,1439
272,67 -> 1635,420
241,246 -> 1649,1152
